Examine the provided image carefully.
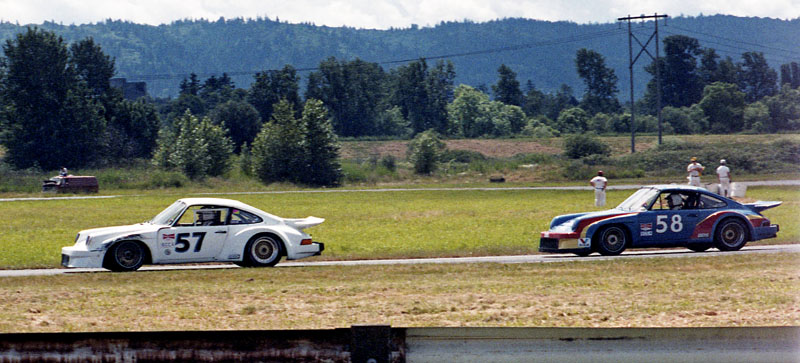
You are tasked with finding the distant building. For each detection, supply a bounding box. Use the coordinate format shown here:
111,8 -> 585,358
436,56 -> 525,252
110,78 -> 147,100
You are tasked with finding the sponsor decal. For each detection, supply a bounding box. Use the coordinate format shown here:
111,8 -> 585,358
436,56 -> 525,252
228,254 -> 241,259
578,238 -> 590,248
164,249 -> 171,255
698,233 -> 709,238
640,223 -> 653,236
162,233 -> 175,240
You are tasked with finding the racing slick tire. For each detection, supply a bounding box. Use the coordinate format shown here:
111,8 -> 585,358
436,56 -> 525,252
103,240 -> 146,272
714,218 -> 749,251
244,234 -> 283,267
596,225 -> 628,256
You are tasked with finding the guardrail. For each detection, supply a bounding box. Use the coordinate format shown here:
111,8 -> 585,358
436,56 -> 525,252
1,326 -> 797,362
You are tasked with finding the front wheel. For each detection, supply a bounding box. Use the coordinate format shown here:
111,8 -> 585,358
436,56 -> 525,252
244,235 -> 283,267
103,240 -> 145,272
596,226 -> 628,256
714,219 -> 748,251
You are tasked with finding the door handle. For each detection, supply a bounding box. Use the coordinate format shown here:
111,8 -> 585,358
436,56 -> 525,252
215,230 -> 227,234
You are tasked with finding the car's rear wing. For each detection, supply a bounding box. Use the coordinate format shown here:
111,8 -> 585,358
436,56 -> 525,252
284,216 -> 325,230
744,201 -> 782,213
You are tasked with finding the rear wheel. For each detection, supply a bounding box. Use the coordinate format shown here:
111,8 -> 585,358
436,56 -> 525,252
596,226 -> 628,256
103,240 -> 145,272
714,219 -> 748,251
244,235 -> 283,267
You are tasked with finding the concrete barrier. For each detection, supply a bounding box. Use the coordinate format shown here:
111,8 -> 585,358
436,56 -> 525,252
0,326 -> 797,362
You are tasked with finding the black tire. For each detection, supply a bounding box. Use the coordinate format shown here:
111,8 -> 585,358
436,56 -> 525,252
596,226 -> 628,256
714,218 -> 748,251
103,240 -> 145,272
687,243 -> 712,252
244,235 -> 283,267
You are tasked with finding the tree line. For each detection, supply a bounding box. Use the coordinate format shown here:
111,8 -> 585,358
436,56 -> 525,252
1,28 -> 798,186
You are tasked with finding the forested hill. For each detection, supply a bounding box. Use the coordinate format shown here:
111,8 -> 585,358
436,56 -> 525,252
1,15 -> 798,98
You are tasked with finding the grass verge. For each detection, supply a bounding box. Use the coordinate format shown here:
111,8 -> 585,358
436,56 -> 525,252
0,253 -> 797,332
0,186 -> 797,269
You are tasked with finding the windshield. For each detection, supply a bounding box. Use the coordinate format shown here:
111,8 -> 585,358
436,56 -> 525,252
616,188 -> 660,211
149,201 -> 186,225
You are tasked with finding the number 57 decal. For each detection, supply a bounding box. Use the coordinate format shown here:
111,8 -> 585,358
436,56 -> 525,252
175,232 -> 206,253
656,215 -> 683,233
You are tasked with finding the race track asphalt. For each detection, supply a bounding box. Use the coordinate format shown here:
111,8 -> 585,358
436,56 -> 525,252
2,243 -> 797,277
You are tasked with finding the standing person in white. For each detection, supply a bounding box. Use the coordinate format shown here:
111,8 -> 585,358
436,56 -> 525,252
716,159 -> 731,197
589,171 -> 608,207
687,157 -> 704,187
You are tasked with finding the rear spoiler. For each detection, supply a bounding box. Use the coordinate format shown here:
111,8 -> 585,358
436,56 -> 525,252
284,216 -> 325,230
744,201 -> 782,213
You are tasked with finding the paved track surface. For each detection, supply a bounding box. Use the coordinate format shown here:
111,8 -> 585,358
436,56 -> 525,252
1,180 -> 798,202
2,244 -> 797,277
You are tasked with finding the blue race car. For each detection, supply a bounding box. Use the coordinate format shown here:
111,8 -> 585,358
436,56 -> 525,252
539,185 -> 781,256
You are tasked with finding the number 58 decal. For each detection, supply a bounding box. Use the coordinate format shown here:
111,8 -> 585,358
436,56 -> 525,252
655,215 -> 683,233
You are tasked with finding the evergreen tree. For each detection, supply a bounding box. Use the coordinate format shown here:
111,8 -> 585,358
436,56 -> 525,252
298,99 -> 342,186
251,100 -> 305,184
152,110 -> 232,179
407,130 -> 446,175
390,59 -> 455,134
179,73 -> 201,96
248,65 -> 300,123
304,57 -> 386,137
0,28 -> 105,170
492,64 -> 523,106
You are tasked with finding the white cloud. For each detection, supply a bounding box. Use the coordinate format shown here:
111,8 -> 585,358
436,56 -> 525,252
0,0 -> 797,28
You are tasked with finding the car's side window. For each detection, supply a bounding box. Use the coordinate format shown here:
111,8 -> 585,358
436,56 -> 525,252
229,209 -> 263,225
698,194 -> 727,209
175,206 -> 229,226
653,192 -> 695,210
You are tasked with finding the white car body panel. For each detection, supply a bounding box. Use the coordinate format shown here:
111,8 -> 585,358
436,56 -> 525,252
61,198 -> 324,270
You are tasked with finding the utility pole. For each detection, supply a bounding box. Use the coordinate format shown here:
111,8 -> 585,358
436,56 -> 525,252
618,13 -> 668,153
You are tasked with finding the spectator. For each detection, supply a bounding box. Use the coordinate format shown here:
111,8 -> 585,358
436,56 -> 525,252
59,167 -> 68,177
589,170 -> 608,207
686,157 -> 704,187
716,159 -> 731,197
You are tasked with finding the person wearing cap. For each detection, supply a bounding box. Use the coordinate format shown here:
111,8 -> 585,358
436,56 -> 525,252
716,159 -> 731,197
589,170 -> 608,207
687,157 -> 704,187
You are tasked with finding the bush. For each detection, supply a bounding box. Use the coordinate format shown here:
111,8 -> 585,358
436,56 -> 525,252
407,130 -> 446,175
563,134 -> 611,159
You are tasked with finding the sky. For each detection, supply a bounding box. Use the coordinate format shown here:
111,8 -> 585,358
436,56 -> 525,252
1,0 -> 798,29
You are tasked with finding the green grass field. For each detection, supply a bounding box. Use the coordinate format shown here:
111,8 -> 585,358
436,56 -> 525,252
0,186 -> 797,269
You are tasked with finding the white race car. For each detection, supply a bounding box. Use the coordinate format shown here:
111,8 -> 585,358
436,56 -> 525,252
61,198 -> 325,271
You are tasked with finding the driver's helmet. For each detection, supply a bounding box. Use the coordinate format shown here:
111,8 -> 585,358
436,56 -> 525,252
668,194 -> 682,208
197,210 -> 219,224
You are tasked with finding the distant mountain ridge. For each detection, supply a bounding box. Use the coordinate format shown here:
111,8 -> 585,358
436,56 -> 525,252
1,15 -> 798,98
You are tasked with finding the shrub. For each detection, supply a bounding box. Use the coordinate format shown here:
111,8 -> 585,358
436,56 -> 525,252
563,134 -> 611,159
407,130 -> 446,175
